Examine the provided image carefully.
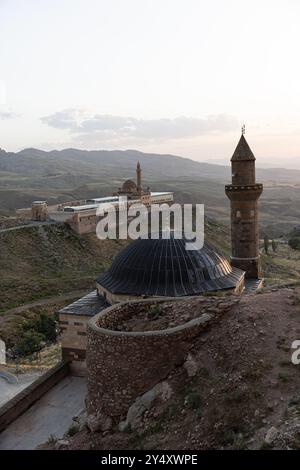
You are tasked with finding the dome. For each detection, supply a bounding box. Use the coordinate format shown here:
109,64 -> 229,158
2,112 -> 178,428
97,233 -> 245,297
122,179 -> 137,192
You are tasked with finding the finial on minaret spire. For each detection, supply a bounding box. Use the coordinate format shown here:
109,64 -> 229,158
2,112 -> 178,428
241,124 -> 246,135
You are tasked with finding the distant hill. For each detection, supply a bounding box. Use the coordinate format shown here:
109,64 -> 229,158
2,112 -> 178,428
1,147 -> 300,182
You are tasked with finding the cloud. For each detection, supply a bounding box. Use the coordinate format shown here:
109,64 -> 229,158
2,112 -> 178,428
0,111 -> 17,120
41,109 -> 238,142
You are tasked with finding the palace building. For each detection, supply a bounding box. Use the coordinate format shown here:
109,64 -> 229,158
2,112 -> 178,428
48,162 -> 173,234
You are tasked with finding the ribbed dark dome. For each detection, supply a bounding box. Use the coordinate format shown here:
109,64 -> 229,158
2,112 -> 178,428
97,234 -> 244,297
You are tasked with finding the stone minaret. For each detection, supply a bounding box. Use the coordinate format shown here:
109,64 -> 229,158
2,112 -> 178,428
136,161 -> 142,193
225,131 -> 263,279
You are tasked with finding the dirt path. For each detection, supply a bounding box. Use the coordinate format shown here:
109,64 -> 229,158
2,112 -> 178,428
1,290 -> 89,316
0,221 -> 56,234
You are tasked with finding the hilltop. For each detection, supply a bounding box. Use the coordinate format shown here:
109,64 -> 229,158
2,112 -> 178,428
1,147 -> 300,181
42,286 -> 300,450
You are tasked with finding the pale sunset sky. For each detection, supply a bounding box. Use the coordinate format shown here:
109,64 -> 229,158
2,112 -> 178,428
1,0 -> 300,168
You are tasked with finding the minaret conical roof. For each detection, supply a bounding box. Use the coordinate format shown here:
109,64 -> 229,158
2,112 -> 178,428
231,134 -> 255,162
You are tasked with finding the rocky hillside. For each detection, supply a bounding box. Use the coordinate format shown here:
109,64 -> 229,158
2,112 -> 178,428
0,223 -> 127,313
45,286 -> 300,450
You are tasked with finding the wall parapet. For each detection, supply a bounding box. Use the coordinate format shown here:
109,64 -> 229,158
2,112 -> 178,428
0,361 -> 69,432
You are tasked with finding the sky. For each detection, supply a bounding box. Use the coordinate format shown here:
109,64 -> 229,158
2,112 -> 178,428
1,0 -> 300,168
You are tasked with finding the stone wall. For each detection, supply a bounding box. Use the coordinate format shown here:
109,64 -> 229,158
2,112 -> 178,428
86,298 -> 227,419
0,361 -> 69,432
96,280 -> 243,305
96,283 -> 148,304
60,313 -> 88,363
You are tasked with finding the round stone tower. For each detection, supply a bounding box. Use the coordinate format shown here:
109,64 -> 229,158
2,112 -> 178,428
225,132 -> 263,279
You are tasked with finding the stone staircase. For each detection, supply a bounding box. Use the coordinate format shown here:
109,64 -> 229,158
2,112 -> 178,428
244,278 -> 264,293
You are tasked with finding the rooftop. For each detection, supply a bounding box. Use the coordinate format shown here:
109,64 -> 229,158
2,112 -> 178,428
59,290 -> 109,316
231,134 -> 256,162
97,233 -> 245,297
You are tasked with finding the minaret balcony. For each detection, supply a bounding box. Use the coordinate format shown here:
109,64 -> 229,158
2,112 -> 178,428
225,183 -> 263,202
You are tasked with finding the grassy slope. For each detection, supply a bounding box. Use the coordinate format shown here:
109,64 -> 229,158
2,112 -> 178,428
0,223 -> 127,312
1,219 -> 299,313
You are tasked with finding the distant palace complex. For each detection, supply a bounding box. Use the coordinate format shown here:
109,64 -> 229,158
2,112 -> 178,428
28,162 -> 174,234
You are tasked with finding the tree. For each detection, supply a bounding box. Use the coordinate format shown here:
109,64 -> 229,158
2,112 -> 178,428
288,237 -> 300,251
35,313 -> 57,343
271,239 -> 277,253
16,330 -> 44,356
23,312 -> 57,343
264,235 -> 270,254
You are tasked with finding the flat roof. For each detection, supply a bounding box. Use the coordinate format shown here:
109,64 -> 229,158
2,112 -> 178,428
63,192 -> 173,212
63,204 -> 99,211
86,196 -> 119,202
150,192 -> 173,196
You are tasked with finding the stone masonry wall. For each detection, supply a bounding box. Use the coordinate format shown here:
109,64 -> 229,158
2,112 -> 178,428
86,298 -> 234,419
60,313 -> 88,362
0,361 -> 69,432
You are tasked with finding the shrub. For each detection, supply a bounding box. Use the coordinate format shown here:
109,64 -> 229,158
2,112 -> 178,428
24,312 -> 57,343
147,305 -> 162,320
184,392 -> 203,409
67,423 -> 79,437
16,330 -> 44,356
288,237 -> 300,250
47,434 -> 57,445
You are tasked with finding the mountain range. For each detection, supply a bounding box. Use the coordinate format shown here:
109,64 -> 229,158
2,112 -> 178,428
1,147 -> 300,182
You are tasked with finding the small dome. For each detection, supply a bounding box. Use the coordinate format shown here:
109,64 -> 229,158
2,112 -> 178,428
122,179 -> 137,192
97,233 -> 244,297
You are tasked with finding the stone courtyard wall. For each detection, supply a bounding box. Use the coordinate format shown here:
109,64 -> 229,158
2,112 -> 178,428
0,361 -> 69,432
86,298 -> 223,418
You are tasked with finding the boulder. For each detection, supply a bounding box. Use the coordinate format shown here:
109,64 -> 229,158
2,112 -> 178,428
183,353 -> 199,377
265,426 -> 279,445
87,412 -> 112,433
55,439 -> 70,450
119,381 -> 173,431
